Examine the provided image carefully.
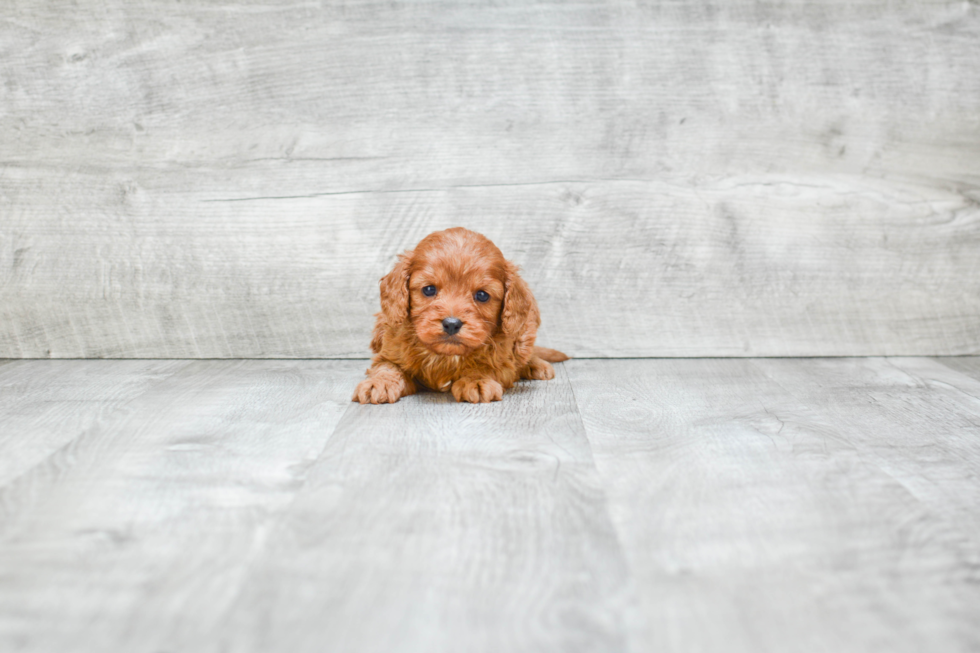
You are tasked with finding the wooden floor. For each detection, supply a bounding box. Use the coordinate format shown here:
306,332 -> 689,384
1,357 -> 979,652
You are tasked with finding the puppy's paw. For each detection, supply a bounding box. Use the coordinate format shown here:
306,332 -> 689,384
451,377 -> 503,403
521,356 -> 555,381
353,375 -> 409,404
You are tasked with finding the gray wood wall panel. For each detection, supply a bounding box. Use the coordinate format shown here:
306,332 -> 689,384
568,357 -> 980,652
2,1 -> 979,357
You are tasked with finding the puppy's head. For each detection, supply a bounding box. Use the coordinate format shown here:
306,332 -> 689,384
378,227 -> 534,357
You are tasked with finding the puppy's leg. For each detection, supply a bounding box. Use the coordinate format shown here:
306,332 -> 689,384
520,356 -> 555,381
451,376 -> 503,403
353,361 -> 417,404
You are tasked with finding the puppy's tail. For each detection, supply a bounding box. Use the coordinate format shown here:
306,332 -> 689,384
534,346 -> 570,363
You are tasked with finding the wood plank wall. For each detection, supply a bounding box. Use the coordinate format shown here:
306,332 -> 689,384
2,1 -> 978,358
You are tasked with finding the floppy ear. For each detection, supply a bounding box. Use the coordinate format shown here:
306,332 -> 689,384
371,250 -> 413,353
500,261 -> 540,363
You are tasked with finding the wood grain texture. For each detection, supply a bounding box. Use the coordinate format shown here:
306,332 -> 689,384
217,364 -> 630,653
3,358 -> 980,650
0,359 -> 187,486
568,357 -> 980,653
934,356 -> 980,383
0,359 -> 362,653
2,1 -> 979,357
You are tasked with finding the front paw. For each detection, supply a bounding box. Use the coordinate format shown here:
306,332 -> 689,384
451,378 -> 503,403
353,376 -> 407,404
521,357 -> 555,380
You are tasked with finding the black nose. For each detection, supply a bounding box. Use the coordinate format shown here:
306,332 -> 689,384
442,317 -> 463,336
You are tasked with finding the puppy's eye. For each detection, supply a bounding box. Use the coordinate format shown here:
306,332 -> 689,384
422,285 -> 437,297
474,290 -> 490,303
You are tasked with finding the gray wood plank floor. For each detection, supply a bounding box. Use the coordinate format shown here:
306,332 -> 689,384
1,358 -> 979,652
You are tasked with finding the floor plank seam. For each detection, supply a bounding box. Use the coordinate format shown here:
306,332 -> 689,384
0,360 -> 196,499
202,396 -> 365,628
562,360 -> 641,651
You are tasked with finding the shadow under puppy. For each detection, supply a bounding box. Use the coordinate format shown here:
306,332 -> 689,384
353,227 -> 568,404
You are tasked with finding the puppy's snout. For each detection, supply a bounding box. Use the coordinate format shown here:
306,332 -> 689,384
442,317 -> 463,336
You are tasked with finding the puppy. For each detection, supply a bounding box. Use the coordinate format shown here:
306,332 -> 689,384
353,227 -> 568,404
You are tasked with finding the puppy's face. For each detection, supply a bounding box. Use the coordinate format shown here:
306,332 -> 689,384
407,232 -> 506,356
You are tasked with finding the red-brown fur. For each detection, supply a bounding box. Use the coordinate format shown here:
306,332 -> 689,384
353,227 -> 569,404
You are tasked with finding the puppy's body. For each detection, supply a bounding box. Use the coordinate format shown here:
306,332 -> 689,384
353,227 -> 567,404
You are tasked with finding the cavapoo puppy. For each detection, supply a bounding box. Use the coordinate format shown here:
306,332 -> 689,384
353,227 -> 568,404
